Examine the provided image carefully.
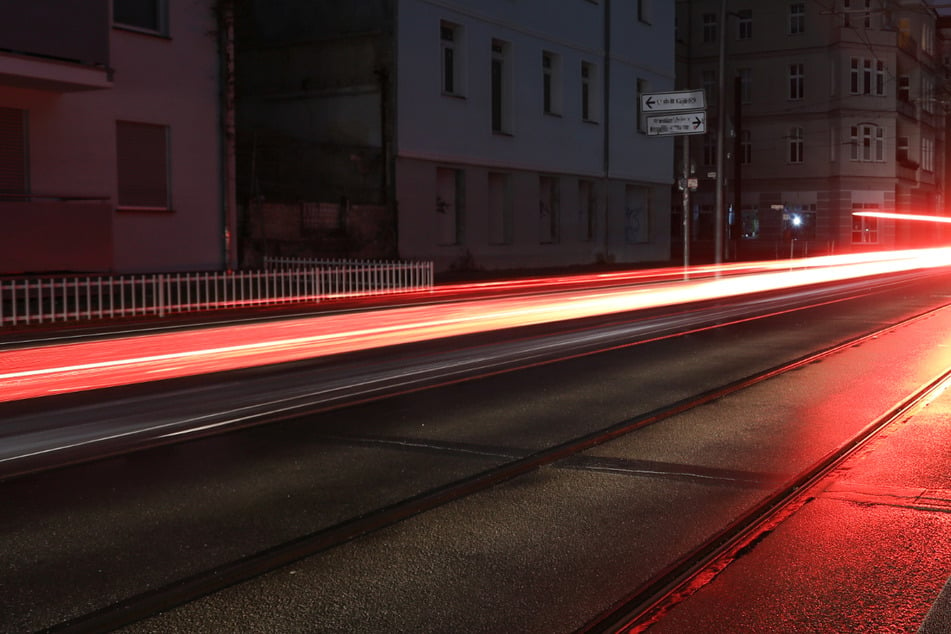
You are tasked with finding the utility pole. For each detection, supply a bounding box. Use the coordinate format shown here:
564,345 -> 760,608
715,0 -> 727,265
733,74 -> 742,261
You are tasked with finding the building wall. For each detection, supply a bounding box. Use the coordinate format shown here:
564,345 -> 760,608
677,0 -> 947,260
396,157 -> 670,271
396,0 -> 675,271
0,0 -> 224,274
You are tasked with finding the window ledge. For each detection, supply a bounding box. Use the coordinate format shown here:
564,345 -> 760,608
112,24 -> 171,40
117,206 -> 173,213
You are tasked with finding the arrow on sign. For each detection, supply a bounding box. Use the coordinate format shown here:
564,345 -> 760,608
645,110 -> 707,136
640,90 -> 707,113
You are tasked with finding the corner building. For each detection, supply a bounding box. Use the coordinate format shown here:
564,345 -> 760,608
676,0 -> 949,260
236,1 -> 676,273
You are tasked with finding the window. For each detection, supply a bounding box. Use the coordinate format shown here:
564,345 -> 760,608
741,205 -> 760,239
788,63 -> 803,100
578,179 -> 596,242
922,76 -> 935,113
441,22 -> 465,97
922,23 -> 935,56
116,121 -> 169,210
488,172 -> 512,245
843,0 -> 872,28
898,75 -> 910,102
113,0 -> 167,34
491,39 -> 512,133
850,124 -> 884,162
789,3 -> 805,34
788,127 -> 803,163
542,51 -> 562,115
784,206 -> 816,240
897,136 -> 909,164
581,62 -> 599,122
539,176 -> 560,244
899,18 -> 912,46
922,137 -> 934,172
738,68 -> 752,104
702,13 -> 717,43
852,203 -> 879,244
737,10 -> 752,40
0,107 -> 28,195
740,130 -> 751,164
436,167 -> 464,245
849,57 -> 884,96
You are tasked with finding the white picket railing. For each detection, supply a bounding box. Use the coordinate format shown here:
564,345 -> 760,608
264,257 -> 434,297
1,259 -> 433,327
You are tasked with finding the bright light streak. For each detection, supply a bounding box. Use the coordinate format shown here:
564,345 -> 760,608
853,210 -> 951,224
3,247 -> 951,403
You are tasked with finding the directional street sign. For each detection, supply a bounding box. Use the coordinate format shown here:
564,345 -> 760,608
640,89 -> 706,114
646,111 -> 706,136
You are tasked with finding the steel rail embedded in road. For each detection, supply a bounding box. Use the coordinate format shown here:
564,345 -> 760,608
581,335 -> 951,634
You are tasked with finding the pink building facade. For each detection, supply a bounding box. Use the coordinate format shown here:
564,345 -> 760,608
0,0 -> 229,274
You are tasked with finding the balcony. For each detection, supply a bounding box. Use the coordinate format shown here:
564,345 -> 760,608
0,197 -> 113,274
0,0 -> 111,91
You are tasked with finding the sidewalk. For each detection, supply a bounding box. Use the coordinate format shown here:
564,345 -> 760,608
646,375 -> 951,633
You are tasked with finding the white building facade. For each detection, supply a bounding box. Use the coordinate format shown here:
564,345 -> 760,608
0,0 -> 228,275
395,0 -> 676,271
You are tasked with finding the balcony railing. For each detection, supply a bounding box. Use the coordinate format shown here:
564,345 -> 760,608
0,197 -> 113,275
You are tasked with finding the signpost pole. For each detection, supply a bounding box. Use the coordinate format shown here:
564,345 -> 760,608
639,88 -> 706,278
682,134 -> 690,278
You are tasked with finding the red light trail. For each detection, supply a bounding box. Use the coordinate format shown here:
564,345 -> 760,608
852,210 -> 951,224
2,248 -> 951,403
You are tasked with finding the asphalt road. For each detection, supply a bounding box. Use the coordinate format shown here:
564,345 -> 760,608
4,269 -> 951,632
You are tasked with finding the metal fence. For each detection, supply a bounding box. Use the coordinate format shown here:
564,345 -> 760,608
264,257 -> 434,298
1,259 -> 433,327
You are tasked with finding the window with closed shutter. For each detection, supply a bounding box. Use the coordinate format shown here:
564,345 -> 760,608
0,107 -> 27,195
116,121 -> 169,210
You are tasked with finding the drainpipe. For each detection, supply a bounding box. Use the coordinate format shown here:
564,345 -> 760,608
714,0 -> 726,265
602,0 -> 612,258
219,0 -> 238,270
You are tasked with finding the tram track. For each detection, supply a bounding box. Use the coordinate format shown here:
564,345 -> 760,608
37,294 -> 951,634
582,348 -> 951,633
